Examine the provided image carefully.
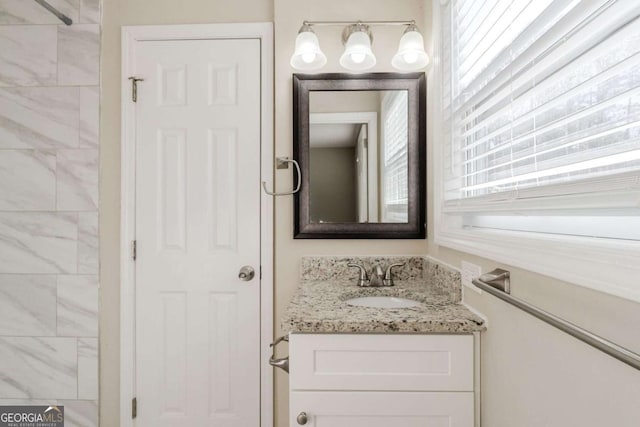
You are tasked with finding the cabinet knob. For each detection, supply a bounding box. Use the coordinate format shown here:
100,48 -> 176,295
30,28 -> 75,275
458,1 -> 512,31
296,411 -> 308,425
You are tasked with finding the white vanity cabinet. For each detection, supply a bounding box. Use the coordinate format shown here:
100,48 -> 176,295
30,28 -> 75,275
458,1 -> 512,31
289,334 -> 478,427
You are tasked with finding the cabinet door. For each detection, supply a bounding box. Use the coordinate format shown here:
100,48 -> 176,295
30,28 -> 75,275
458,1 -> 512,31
290,334 -> 474,391
290,391 -> 474,427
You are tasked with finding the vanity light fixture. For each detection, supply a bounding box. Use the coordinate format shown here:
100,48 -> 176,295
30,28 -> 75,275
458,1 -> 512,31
392,23 -> 430,70
290,20 -> 429,72
339,23 -> 376,71
290,23 -> 327,70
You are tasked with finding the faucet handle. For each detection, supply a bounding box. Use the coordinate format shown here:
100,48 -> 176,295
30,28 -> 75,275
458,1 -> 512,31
383,263 -> 405,286
347,263 -> 369,287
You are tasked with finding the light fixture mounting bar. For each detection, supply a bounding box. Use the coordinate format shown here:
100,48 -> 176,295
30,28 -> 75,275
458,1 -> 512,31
303,20 -> 415,27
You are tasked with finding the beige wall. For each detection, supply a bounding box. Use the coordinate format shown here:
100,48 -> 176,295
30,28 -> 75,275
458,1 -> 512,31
273,0 -> 426,424
423,2 -> 640,427
309,147 -> 358,222
426,246 -> 640,426
99,1 -> 273,426
101,0 -> 640,426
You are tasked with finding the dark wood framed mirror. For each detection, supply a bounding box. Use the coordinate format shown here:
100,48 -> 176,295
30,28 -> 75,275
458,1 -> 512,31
293,72 -> 426,239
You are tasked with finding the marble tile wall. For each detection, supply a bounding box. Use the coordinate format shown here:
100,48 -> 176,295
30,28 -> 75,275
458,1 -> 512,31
0,1 -> 100,424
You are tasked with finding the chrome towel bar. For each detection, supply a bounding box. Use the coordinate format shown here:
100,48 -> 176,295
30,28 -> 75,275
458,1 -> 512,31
473,269 -> 640,372
34,0 -> 73,25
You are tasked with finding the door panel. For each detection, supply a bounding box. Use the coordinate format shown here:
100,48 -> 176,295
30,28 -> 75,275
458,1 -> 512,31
134,38 -> 261,427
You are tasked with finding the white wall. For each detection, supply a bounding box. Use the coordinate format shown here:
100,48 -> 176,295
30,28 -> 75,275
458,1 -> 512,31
0,0 -> 101,425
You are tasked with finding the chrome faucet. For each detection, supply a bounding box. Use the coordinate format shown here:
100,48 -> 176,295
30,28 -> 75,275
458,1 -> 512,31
347,263 -> 369,287
369,264 -> 385,287
347,262 -> 405,287
383,263 -> 405,286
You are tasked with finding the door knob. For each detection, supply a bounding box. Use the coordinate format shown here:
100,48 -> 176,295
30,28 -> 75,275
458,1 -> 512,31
238,266 -> 255,281
296,412 -> 308,425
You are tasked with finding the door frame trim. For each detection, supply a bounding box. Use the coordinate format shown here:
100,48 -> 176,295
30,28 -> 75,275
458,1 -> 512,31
120,23 -> 274,427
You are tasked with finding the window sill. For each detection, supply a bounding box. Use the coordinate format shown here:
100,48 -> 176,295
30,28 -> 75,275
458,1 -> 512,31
434,223 -> 640,303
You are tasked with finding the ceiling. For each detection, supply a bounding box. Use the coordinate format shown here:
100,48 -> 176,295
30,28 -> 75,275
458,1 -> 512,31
310,123 -> 363,148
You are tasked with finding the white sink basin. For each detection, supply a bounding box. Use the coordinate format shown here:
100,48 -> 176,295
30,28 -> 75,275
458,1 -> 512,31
345,296 -> 421,309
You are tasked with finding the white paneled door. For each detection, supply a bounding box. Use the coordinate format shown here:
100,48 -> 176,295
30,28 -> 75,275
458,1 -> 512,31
134,38 -> 261,426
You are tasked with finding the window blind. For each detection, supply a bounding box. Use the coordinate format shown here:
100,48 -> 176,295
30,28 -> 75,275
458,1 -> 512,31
381,91 -> 409,222
442,0 -> 640,206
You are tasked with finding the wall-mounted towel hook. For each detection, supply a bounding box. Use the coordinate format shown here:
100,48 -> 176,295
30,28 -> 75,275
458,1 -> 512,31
262,157 -> 301,196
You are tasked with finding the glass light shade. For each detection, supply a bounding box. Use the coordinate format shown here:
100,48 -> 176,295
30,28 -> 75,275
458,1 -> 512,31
392,28 -> 429,71
290,30 -> 327,70
339,30 -> 376,71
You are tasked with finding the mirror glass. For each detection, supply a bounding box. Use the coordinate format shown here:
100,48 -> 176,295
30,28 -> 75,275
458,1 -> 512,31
309,90 -> 408,224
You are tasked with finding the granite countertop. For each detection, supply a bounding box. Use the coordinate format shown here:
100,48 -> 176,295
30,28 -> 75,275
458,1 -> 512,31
282,279 -> 486,334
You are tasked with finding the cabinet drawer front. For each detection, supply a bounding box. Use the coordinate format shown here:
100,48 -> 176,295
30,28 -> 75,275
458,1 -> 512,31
290,391 -> 474,427
290,334 -> 474,391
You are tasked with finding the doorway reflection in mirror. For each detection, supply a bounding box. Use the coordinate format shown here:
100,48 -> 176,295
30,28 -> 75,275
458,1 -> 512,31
309,90 -> 408,224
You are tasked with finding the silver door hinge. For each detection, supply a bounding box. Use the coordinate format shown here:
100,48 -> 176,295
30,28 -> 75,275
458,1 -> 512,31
260,266 -> 262,280
132,397 -> 137,419
128,76 -> 144,102
132,240 -> 137,261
